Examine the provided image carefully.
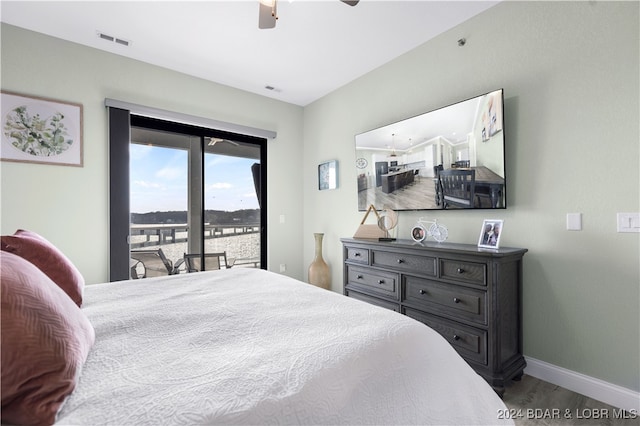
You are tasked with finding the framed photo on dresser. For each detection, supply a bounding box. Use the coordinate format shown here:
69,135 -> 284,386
478,219 -> 503,249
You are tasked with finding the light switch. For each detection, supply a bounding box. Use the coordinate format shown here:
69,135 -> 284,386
279,214 -> 285,224
617,212 -> 640,233
566,213 -> 582,231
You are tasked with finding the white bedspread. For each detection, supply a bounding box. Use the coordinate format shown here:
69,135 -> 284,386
57,268 -> 510,425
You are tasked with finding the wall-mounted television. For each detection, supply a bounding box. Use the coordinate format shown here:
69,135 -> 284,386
355,89 -> 506,211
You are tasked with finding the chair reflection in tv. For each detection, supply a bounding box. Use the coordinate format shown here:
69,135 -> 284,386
433,165 -> 444,206
184,252 -> 230,272
130,248 -> 180,279
439,169 -> 476,209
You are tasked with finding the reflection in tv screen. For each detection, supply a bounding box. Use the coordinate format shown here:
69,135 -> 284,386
354,89 -> 506,211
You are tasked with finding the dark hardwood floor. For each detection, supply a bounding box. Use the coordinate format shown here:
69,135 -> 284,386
503,375 -> 639,426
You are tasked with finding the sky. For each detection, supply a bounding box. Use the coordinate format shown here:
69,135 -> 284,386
130,144 -> 259,214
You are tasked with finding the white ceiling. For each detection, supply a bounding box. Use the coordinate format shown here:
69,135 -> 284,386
1,0 -> 499,106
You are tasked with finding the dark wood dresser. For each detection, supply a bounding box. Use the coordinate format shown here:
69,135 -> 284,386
341,237 -> 527,396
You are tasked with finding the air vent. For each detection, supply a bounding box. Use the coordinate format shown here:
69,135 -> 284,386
97,31 -> 131,47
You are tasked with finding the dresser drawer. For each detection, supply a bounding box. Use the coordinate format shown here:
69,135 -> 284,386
345,246 -> 369,264
403,275 -> 487,325
372,250 -> 436,276
404,308 -> 488,366
346,265 -> 399,300
345,290 -> 400,312
440,258 -> 487,286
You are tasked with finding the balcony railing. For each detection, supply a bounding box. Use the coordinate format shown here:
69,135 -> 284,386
130,223 -> 260,249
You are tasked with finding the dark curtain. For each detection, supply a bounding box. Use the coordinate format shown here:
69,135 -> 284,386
251,163 -> 261,208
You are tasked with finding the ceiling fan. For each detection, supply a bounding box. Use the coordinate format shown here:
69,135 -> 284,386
259,0 -> 359,29
207,137 -> 240,147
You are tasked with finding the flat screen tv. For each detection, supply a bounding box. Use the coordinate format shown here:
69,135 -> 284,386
355,89 -> 506,211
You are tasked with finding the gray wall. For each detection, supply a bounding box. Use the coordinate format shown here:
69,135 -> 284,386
302,1 -> 639,392
0,23 -> 306,283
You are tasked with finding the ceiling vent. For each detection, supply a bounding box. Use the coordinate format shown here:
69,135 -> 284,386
97,31 -> 131,47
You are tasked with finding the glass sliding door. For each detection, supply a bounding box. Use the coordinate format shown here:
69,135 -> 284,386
129,127 -> 196,277
203,137 -> 261,269
109,110 -> 266,281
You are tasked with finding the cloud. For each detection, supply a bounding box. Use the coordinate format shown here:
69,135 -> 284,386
207,182 -> 233,190
133,180 -> 163,189
156,167 -> 183,180
130,144 -> 153,160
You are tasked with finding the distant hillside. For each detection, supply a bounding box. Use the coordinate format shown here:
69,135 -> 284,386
131,209 -> 260,225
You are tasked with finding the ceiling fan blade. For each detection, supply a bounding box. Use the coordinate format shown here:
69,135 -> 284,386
207,137 -> 240,147
340,0 -> 359,6
258,0 -> 277,29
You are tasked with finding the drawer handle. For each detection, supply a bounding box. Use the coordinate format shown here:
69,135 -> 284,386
397,259 -> 404,264
453,297 -> 461,304
457,267 -> 465,274
377,279 -> 385,284
354,252 -> 361,257
356,274 -> 363,279
453,334 -> 460,341
419,289 -> 426,295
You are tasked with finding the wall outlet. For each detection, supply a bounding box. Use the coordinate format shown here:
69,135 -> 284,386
279,263 -> 286,272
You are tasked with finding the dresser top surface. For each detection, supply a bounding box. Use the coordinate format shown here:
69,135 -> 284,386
341,238 -> 528,257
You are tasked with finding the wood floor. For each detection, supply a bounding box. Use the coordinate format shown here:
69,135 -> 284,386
358,177 -> 439,211
503,375 -> 639,426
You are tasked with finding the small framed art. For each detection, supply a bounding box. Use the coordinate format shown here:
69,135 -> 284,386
478,219 -> 503,249
318,160 -> 338,190
411,224 -> 426,242
1,91 -> 83,167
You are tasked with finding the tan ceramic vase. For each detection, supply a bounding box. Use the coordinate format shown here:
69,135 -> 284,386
308,233 -> 330,290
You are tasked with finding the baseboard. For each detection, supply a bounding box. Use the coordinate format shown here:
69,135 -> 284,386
524,357 -> 640,413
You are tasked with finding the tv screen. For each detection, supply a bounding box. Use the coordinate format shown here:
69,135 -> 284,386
355,89 -> 506,211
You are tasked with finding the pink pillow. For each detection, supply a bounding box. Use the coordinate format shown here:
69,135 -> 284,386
0,251 -> 95,426
1,229 -> 84,306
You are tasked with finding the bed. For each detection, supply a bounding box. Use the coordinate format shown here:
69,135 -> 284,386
1,231 -> 511,425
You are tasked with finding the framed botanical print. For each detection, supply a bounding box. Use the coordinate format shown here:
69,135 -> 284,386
1,91 -> 83,167
318,160 -> 338,190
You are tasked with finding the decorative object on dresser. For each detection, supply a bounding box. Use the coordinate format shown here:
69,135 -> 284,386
478,219 -> 503,249
377,205 -> 398,241
341,237 -> 527,396
353,204 -> 386,239
411,217 -> 449,243
308,233 -> 330,289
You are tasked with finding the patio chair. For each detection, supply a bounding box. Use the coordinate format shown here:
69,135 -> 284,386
184,252 -> 229,272
130,248 -> 178,278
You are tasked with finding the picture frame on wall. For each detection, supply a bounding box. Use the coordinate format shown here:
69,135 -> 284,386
1,91 -> 83,167
318,160 -> 338,190
478,219 -> 503,249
